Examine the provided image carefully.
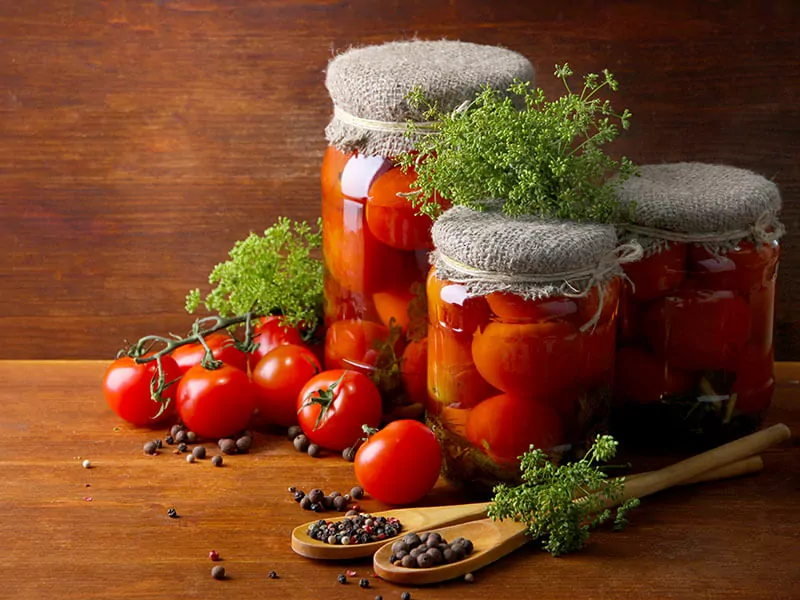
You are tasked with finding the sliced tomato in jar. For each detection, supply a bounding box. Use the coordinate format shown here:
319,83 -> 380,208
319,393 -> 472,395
623,243 -> 687,302
466,394 -> 563,464
642,287 -> 751,372
366,166 -> 435,251
427,269 -> 492,337
614,346 -> 696,405
732,345 -> 775,415
400,337 -> 428,407
372,288 -> 413,332
471,320 -> 581,401
427,327 -> 498,410
486,292 -> 579,324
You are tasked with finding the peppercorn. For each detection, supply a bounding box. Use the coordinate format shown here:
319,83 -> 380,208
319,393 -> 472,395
307,488 -> 324,504
311,503 -> 324,513
219,438 -> 237,454
375,596 -> 383,600
337,574 -> 347,584
170,424 -> 183,438
425,547 -> 443,566
401,592 -> 411,600
401,555 -> 415,568
300,496 -> 312,510
236,436 -> 252,453
333,495 -> 348,512
268,570 -> 278,579
186,431 -> 197,443
165,435 -> 174,445
293,435 -> 309,452
175,430 -> 188,444
154,439 -> 163,449
81,459 -> 91,469
293,490 -> 305,502
350,485 -> 365,500
211,565 -> 225,580
186,454 -> 195,464
167,508 -> 178,519
426,532 -> 442,547
307,443 -> 320,457
143,441 -> 158,455
178,443 -> 188,453
464,572 -> 474,583
342,446 -> 357,462
287,425 -> 303,440
211,455 -> 223,467
359,577 -> 369,588
345,509 -> 359,517
192,446 -> 206,459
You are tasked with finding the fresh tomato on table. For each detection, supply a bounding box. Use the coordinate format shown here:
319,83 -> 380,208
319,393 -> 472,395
251,344 -> 321,428
296,369 -> 382,451
248,316 -> 307,372
354,419 -> 442,505
176,363 -> 256,439
102,354 -> 182,426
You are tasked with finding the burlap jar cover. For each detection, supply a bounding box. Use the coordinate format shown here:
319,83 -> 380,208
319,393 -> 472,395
615,162 -> 785,252
431,206 -> 643,329
325,40 -> 534,156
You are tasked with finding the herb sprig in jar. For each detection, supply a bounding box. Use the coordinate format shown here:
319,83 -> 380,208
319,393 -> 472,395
399,64 -> 636,222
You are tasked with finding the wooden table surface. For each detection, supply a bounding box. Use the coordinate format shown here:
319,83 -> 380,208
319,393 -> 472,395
2,361 -> 798,600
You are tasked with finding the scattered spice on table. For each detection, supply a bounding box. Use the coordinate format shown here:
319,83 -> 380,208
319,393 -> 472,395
268,570 -> 278,579
192,446 -> 206,459
359,577 -> 370,588
211,565 -> 226,580
81,459 -> 91,469
167,508 -> 179,519
209,550 -> 220,561
337,573 -> 347,584
211,455 -> 223,467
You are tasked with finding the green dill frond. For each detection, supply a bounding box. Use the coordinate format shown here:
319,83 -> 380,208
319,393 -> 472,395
400,65 -> 637,222
186,217 -> 324,331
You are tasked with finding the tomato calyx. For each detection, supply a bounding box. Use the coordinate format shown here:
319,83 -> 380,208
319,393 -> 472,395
300,370 -> 348,431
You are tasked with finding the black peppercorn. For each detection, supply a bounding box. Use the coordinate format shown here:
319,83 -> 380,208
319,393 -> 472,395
311,503 -> 324,513
211,565 -> 225,580
293,435 -> 309,452
401,592 -> 411,600
268,570 -> 278,579
359,577 -> 369,588
167,508 -> 178,519
165,435 -> 174,445
333,495 -> 348,512
337,574 -> 347,584
211,455 -> 223,467
342,446 -> 357,462
219,438 -> 237,454
170,424 -> 183,438
307,443 -> 320,458
236,436 -> 252,453
300,496 -> 312,510
174,430 -> 188,444
177,442 -> 188,453
307,488 -> 324,504
293,490 -> 305,502
350,485 -> 365,500
287,425 -> 303,440
143,441 -> 158,455
192,446 -> 206,459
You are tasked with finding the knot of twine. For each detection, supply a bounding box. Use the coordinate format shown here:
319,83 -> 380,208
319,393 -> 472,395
437,241 -> 643,331
621,210 -> 784,246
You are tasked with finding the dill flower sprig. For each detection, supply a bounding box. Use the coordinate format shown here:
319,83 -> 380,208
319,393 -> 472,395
399,64 -> 636,222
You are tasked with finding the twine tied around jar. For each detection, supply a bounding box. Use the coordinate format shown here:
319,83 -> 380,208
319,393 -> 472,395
436,241 -> 643,331
332,105 -> 441,135
620,209 -> 785,250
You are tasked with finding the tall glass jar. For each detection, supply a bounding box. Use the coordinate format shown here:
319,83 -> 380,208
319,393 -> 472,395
322,40 -> 534,418
612,163 -> 784,449
426,207 -> 640,491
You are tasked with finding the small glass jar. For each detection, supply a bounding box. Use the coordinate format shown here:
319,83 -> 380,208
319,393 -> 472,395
612,163 -> 784,449
425,207 -> 634,491
321,41 -> 534,417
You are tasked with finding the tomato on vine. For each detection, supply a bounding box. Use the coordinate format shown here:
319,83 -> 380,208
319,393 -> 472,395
296,369 -> 382,451
354,419 -> 442,505
171,332 -> 247,374
102,354 -> 182,427
251,344 -> 321,427
248,316 -> 307,371
176,363 -> 256,439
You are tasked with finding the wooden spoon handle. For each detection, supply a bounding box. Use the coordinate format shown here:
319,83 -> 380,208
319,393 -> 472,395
616,424 -> 790,506
625,454 -> 763,487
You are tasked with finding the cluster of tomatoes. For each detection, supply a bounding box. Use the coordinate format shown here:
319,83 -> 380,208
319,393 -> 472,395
102,315 -> 441,505
616,240 -> 779,414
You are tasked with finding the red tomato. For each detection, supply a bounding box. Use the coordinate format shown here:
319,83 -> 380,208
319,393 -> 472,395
400,338 -> 428,407
643,288 -> 751,372
171,332 -> 247,374
614,346 -> 696,405
427,327 -> 498,410
732,345 -> 775,414
102,355 -> 182,426
248,316 -> 306,371
427,269 -> 492,336
297,369 -> 383,451
366,166 -> 435,251
324,319 -> 400,371
251,344 -> 321,428
176,364 -> 256,439
623,243 -> 687,302
471,320 -> 581,401
466,394 -> 563,464
486,292 -> 579,324
354,419 -> 442,505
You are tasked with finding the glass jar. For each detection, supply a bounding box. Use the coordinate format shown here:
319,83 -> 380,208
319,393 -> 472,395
613,240 -> 780,448
611,162 -> 785,449
321,146 -> 431,413
425,206 -> 636,491
321,40 -> 534,417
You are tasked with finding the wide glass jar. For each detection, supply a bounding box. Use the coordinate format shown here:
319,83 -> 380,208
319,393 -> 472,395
322,40 -> 534,418
425,207 -> 640,491
612,163 -> 785,449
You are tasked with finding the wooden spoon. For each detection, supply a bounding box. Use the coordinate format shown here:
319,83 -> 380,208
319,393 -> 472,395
373,424 -> 789,585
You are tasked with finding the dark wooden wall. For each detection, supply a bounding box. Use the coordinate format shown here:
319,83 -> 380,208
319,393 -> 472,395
1,0 -> 798,360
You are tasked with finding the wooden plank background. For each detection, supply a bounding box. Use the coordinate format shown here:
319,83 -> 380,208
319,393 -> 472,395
1,0 -> 798,360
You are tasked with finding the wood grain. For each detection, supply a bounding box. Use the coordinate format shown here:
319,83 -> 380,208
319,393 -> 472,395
0,360 -> 797,599
1,1 -> 798,359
